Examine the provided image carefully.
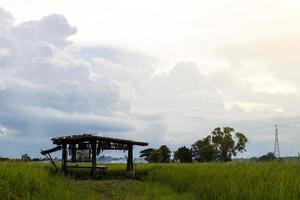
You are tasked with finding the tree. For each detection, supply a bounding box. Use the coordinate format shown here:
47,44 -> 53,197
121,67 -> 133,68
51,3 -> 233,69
148,149 -> 163,163
192,136 -> 216,162
174,146 -> 193,163
211,127 -> 248,161
139,148 -> 155,162
259,152 -> 276,161
21,153 -> 31,161
159,145 -> 171,163
140,145 -> 171,163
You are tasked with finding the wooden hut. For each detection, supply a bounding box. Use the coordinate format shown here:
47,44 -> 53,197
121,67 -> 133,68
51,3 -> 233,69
41,134 -> 148,178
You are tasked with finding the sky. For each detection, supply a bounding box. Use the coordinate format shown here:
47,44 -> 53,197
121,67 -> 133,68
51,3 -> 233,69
0,0 -> 300,158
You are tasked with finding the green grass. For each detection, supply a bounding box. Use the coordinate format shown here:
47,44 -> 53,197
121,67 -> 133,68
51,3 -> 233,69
1,161 -> 300,199
145,162 -> 300,199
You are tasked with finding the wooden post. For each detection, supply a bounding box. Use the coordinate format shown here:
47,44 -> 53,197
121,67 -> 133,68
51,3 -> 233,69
62,144 -> 67,175
91,141 -> 97,179
126,145 -> 134,178
71,144 -> 76,162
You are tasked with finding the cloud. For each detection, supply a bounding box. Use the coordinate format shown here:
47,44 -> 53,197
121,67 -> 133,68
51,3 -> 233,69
1,5 -> 300,158
73,46 -> 157,89
0,7 -> 13,33
210,33 -> 300,117
213,33 -> 300,87
0,7 -> 170,159
0,124 -> 8,136
215,33 -> 300,64
132,61 -> 227,148
0,7 -> 165,157
12,14 -> 77,48
142,61 -> 224,114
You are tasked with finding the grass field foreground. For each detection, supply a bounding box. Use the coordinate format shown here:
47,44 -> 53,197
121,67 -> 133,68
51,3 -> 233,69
1,161 -> 300,199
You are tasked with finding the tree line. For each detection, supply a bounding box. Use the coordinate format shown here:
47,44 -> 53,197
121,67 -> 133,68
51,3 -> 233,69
0,126 -> 288,163
140,127 -> 249,163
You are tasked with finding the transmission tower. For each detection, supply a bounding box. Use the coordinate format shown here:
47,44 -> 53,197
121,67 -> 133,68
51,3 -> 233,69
273,125 -> 280,158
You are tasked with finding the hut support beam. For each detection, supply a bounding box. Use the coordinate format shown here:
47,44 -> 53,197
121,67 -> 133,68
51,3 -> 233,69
62,144 -> 67,175
45,153 -> 58,170
126,145 -> 134,178
91,142 -> 97,179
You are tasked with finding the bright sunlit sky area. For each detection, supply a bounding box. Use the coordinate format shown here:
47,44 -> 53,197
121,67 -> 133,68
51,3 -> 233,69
1,0 -> 300,158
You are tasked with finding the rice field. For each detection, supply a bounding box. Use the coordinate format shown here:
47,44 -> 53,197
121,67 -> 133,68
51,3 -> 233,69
1,161 -> 300,199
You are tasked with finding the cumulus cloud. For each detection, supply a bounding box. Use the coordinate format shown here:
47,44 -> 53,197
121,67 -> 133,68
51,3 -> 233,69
73,46 -> 156,89
211,33 -> 300,116
0,7 -> 167,157
12,14 -> 77,48
132,61 -> 227,147
0,124 -> 8,136
1,6 -> 300,158
1,7 -> 239,157
142,61 -> 224,114
0,7 -> 13,33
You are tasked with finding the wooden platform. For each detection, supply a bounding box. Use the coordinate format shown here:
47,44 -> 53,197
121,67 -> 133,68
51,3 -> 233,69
66,165 -> 108,177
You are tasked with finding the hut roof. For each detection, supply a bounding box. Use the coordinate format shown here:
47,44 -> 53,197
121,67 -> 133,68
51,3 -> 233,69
51,134 -> 148,146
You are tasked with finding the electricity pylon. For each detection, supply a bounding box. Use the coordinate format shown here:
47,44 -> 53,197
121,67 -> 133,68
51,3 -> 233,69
273,125 -> 280,158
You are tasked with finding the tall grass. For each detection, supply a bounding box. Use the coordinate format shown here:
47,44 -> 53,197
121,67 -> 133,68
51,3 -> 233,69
0,161 -> 98,200
146,162 -> 300,200
1,161 -> 300,199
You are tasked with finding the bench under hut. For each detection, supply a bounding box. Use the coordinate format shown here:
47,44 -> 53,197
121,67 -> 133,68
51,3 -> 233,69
41,134 -> 148,178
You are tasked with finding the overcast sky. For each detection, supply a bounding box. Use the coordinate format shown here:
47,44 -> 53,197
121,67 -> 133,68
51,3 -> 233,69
0,0 -> 300,158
